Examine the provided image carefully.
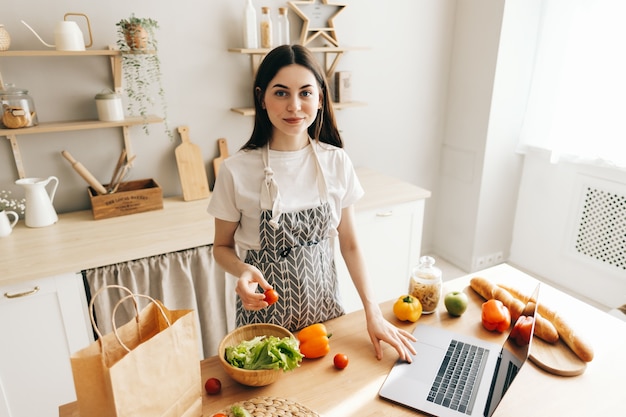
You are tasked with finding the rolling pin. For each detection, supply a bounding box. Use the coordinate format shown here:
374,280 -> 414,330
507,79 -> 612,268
61,150 -> 108,195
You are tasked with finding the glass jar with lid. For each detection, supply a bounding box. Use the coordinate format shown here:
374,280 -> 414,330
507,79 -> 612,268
408,255 -> 442,314
1,85 -> 39,129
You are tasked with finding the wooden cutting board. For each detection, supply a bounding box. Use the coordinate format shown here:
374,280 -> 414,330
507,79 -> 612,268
529,337 -> 587,376
213,138 -> 229,179
175,126 -> 210,201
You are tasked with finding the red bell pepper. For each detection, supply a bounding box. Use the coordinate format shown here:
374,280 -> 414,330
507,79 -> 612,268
510,315 -> 534,346
481,299 -> 511,333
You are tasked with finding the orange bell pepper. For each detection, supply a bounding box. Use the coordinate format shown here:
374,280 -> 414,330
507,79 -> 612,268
481,299 -> 511,333
297,323 -> 331,358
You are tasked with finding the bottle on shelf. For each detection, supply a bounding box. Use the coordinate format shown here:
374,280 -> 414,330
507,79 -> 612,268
277,7 -> 290,46
243,0 -> 258,49
260,6 -> 273,49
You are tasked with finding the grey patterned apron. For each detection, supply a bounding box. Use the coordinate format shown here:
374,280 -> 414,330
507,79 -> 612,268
236,141 -> 345,332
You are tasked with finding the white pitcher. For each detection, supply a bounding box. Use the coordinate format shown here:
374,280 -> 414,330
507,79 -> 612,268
0,210 -> 18,237
15,176 -> 59,228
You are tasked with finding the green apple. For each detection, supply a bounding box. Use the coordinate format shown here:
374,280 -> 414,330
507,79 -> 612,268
444,291 -> 469,316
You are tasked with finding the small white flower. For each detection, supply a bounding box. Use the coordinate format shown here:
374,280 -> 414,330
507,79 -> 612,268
0,190 -> 26,215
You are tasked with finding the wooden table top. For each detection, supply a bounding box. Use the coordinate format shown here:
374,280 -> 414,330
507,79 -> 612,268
59,264 -> 625,416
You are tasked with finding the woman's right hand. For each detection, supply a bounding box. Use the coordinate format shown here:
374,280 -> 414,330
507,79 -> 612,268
235,266 -> 273,310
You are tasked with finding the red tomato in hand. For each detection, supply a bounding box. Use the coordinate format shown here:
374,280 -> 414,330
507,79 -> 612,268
333,353 -> 349,370
204,377 -> 221,395
212,414 -> 227,417
264,289 -> 279,305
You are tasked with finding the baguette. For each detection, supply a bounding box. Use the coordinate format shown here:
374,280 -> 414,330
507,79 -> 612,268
498,283 -> 594,362
470,277 -> 559,343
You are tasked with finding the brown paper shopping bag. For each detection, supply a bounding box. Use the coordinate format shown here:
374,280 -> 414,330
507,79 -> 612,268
70,285 -> 202,417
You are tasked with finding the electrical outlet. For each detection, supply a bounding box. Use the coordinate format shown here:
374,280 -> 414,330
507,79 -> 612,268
475,251 -> 504,270
474,256 -> 487,270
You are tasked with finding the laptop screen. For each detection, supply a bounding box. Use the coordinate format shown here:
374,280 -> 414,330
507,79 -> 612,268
483,284 -> 540,416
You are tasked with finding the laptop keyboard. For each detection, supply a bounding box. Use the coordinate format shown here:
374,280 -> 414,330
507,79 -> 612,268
427,339 -> 488,415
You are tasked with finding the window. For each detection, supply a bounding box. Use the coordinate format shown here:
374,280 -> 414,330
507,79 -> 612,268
518,0 -> 626,169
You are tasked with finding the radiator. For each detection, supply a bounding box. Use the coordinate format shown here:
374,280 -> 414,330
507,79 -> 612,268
510,152 -> 626,309
573,184 -> 626,271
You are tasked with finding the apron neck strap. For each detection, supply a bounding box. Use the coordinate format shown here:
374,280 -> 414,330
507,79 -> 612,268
260,139 -> 329,229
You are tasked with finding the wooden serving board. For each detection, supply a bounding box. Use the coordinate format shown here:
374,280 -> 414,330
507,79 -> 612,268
529,337 -> 587,376
175,126 -> 210,201
213,138 -> 229,179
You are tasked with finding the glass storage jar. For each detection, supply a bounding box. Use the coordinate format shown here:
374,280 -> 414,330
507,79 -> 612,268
1,85 -> 39,129
408,255 -> 442,314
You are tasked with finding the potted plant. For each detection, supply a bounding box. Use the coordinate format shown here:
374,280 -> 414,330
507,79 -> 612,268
116,14 -> 171,138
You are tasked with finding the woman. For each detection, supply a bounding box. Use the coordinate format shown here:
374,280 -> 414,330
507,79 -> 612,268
208,45 -> 416,362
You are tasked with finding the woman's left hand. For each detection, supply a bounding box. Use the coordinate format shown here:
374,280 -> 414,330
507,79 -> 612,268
365,308 -> 417,363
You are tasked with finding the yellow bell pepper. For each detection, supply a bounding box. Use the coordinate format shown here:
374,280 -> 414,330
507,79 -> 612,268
393,295 -> 423,322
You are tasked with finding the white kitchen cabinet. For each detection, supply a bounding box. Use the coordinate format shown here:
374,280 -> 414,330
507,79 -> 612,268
336,199 -> 425,314
0,273 -> 93,417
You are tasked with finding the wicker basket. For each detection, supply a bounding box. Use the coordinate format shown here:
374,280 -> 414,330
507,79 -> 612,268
217,396 -> 320,417
218,323 -> 295,387
0,25 -> 10,51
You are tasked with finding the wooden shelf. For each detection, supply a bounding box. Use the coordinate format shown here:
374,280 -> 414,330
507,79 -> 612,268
1,49 -> 164,179
0,116 -> 163,136
0,49 -> 120,57
228,46 -> 368,54
228,46 -> 368,80
2,116 -> 163,179
230,102 -> 367,116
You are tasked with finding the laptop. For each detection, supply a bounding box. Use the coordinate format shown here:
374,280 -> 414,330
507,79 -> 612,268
379,284 -> 540,417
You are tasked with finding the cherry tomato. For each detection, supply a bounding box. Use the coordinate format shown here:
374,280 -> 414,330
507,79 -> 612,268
333,353 -> 349,370
212,414 -> 227,417
204,377 -> 222,395
264,289 -> 279,305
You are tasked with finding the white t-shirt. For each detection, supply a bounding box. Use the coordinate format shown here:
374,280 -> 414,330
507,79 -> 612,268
207,141 -> 364,250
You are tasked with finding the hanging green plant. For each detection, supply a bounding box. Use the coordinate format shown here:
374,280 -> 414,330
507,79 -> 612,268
116,14 -> 172,139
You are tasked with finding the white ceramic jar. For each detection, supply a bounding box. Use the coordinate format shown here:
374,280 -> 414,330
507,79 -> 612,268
95,90 -> 124,122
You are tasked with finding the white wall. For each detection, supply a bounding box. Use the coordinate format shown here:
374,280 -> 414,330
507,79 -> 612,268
431,0 -> 539,272
0,0 -> 456,257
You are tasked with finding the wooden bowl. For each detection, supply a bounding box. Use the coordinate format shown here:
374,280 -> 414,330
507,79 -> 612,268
218,323 -> 295,387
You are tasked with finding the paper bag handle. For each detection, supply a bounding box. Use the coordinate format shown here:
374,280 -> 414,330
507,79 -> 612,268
89,284 -> 138,342
111,293 -> 172,352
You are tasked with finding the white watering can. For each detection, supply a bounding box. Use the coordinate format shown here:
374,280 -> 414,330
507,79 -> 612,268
15,176 -> 59,228
21,13 -> 93,51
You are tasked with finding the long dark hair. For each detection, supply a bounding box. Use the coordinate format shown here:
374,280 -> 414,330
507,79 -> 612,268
241,45 -> 343,150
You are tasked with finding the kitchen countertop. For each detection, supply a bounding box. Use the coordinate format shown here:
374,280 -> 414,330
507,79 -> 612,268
59,264 -> 626,417
1,167 -> 430,286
